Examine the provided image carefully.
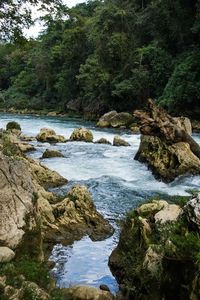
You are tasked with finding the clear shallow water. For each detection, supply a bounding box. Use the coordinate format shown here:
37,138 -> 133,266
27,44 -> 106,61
0,113 -> 200,294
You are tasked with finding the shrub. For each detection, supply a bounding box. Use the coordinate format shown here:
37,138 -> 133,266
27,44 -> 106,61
6,121 -> 21,131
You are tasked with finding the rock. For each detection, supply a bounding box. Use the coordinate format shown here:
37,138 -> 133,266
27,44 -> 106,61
192,120 -> 200,133
110,112 -> 134,128
48,185 -> 114,242
36,128 -> 66,143
138,216 -> 151,244
134,100 -> 200,181
96,111 -> 118,128
184,193 -> 200,231
0,153 -> 35,248
135,135 -> 200,182
25,156 -> 68,189
17,142 -> 35,153
95,138 -> 111,145
173,117 -> 192,135
47,111 -> 57,116
42,149 -> 64,158
19,134 -> 35,142
154,204 -> 182,224
99,285 -> 110,292
130,125 -> 140,133
0,247 -> 15,262
63,286 -> 114,300
137,200 -> 168,216
6,121 -> 21,132
113,136 -> 130,147
20,281 -> 49,300
143,246 -> 163,274
109,197 -> 200,300
70,127 -> 93,143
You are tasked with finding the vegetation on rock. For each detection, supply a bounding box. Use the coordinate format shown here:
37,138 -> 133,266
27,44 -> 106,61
109,193 -> 200,300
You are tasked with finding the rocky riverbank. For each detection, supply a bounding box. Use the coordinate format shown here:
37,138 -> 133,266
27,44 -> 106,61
109,193 -> 200,300
0,126 -> 114,299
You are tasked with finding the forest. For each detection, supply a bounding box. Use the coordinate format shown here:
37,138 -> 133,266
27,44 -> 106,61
0,0 -> 199,119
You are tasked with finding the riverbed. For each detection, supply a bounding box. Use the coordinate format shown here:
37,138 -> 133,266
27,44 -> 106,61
0,113 -> 200,294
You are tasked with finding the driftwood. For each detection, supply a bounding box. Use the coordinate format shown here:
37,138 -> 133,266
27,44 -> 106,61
134,99 -> 200,159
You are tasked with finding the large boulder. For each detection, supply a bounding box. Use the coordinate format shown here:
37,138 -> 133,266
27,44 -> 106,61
96,111 -> 118,128
63,286 -> 114,300
0,153 -> 35,249
135,135 -> 200,182
25,156 -> 67,189
134,99 -> 200,182
70,127 -> 93,143
113,136 -> 130,147
109,196 -> 199,300
110,112 -> 134,128
96,111 -> 134,129
36,128 -> 66,143
42,185 -> 114,242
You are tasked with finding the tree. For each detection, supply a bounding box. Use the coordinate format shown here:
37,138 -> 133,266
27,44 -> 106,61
0,0 -> 62,40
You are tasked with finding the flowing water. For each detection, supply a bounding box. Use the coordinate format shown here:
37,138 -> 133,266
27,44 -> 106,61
0,113 -> 200,294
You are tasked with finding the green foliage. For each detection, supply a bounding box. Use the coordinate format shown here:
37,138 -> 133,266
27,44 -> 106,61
6,121 -> 21,131
2,134 -> 20,157
158,50 -> 200,117
0,0 -> 199,117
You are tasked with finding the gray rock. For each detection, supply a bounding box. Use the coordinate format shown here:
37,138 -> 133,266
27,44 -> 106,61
95,138 -> 111,145
42,149 -> 64,158
184,193 -> 200,231
113,136 -> 130,147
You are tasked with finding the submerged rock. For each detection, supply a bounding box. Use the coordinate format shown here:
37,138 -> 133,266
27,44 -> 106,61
36,128 -> 66,143
95,138 -> 111,145
42,148 -> 64,158
63,285 -> 115,300
113,136 -> 130,147
70,127 -> 93,142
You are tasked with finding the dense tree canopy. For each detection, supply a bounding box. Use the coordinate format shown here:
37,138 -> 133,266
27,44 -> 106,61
0,0 -> 199,118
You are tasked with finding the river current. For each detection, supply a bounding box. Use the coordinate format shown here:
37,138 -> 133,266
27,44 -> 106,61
0,113 -> 200,294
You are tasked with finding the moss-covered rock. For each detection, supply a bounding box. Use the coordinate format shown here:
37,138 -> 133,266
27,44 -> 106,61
42,149 -> 64,158
135,135 -> 200,182
70,127 -> 93,142
109,196 -> 200,300
36,128 -> 66,143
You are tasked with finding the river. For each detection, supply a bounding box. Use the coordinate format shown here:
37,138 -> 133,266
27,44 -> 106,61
0,113 -> 200,294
